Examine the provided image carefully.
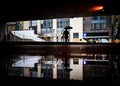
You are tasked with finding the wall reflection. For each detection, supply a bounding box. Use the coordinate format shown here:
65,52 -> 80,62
6,53 -> 117,81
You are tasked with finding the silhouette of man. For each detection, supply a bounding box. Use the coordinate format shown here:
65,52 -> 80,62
64,58 -> 69,70
63,29 -> 69,42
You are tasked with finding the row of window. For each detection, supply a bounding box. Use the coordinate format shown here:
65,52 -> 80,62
29,16 -> 107,30
29,18 -> 70,29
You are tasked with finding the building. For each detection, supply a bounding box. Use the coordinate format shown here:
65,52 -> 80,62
5,17 -> 84,42
5,16 -> 112,43
83,16 -> 112,43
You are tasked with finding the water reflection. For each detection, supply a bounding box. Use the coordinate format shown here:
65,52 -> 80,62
7,54 -> 118,81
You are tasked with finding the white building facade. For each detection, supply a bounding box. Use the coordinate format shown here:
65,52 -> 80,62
21,17 -> 84,42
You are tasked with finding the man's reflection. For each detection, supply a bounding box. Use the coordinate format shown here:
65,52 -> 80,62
63,58 -> 72,71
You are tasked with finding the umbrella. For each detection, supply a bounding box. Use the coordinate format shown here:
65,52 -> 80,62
64,26 -> 73,29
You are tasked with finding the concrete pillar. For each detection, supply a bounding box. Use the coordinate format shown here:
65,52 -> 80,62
52,19 -> 57,42
53,63 -> 57,79
70,58 -> 83,80
57,29 -> 62,42
23,67 -> 30,77
37,63 -> 41,77
23,21 -> 29,30
37,20 -> 41,34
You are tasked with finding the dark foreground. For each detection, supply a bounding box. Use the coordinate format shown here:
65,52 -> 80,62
1,76 -> 120,86
1,42 -> 120,85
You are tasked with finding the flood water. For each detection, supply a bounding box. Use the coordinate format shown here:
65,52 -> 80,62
0,42 -> 119,85
6,53 -> 120,82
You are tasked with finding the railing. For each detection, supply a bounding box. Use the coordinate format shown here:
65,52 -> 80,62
11,30 -> 45,42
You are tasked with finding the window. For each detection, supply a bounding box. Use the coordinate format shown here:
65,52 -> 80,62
92,23 -> 97,29
73,58 -> 79,64
100,23 -> 106,29
41,19 -> 53,28
73,33 -> 79,38
92,16 -> 98,20
57,18 -> 70,28
92,16 -> 106,20
92,23 -> 106,30
29,20 -> 37,30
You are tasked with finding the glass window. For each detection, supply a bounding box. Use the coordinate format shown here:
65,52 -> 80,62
73,58 -> 79,64
30,20 -> 37,26
73,33 -> 79,38
41,19 -> 53,28
57,18 -> 70,28
92,16 -> 98,20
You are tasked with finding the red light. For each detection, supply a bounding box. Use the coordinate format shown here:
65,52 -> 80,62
89,5 -> 104,11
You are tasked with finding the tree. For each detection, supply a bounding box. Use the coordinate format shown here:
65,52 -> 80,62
111,15 -> 120,40
15,21 -> 23,30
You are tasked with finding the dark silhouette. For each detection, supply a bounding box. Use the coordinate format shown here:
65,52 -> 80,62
63,26 -> 72,43
63,29 -> 69,42
63,58 -> 73,71
2,32 -> 11,41
64,58 -> 69,69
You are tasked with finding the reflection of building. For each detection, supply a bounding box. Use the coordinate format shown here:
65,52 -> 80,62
11,56 -> 42,77
70,58 -> 83,80
10,55 -> 109,81
83,60 -> 109,80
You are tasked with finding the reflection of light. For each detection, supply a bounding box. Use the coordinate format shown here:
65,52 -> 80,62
70,53 -> 88,56
83,60 -> 87,64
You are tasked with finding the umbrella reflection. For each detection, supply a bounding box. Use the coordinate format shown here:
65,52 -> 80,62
7,54 -> 111,81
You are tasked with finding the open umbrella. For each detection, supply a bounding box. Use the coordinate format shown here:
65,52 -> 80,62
64,26 -> 73,29
63,26 -> 72,43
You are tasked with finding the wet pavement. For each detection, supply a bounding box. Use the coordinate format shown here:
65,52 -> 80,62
0,42 -> 120,85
